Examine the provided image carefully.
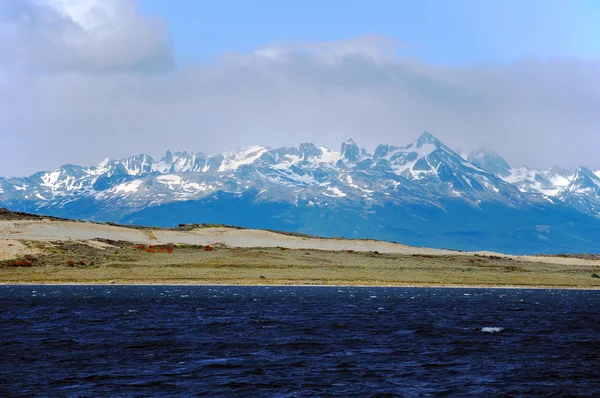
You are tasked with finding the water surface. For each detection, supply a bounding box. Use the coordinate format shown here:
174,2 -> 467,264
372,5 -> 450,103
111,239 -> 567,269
1,286 -> 599,396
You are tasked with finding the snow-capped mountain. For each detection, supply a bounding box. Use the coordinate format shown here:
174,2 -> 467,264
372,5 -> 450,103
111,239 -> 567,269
466,148 -> 512,178
2,132 -> 600,254
467,148 -> 574,197
558,167 -> 600,215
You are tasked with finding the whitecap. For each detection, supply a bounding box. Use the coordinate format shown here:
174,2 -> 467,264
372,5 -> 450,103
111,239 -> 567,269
481,327 -> 505,333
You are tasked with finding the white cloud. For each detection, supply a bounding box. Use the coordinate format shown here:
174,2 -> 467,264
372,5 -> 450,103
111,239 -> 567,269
1,1 -> 599,177
0,0 -> 172,73
251,34 -> 403,64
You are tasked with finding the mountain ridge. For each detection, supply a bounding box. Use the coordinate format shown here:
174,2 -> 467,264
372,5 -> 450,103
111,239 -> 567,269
2,132 -> 600,254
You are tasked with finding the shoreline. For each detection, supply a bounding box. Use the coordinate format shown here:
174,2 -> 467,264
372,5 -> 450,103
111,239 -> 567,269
2,281 -> 600,290
2,218 -> 599,290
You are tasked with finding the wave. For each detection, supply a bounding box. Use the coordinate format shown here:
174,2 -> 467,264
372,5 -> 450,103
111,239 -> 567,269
481,327 -> 505,333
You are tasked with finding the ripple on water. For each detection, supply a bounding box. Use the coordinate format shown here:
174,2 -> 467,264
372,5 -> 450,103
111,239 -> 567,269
0,286 -> 599,396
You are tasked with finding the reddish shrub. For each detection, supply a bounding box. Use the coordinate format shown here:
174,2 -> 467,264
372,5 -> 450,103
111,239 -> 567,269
204,245 -> 213,252
8,260 -> 32,267
136,244 -> 173,254
347,250 -> 354,253
279,247 -> 286,251
67,260 -> 74,266
155,246 -> 174,253
468,259 -> 475,263
78,261 -> 86,266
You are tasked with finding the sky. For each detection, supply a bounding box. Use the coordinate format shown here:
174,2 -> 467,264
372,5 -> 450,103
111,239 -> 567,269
1,0 -> 599,176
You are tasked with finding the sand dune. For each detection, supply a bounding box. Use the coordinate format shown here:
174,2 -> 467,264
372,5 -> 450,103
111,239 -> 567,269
0,219 -> 598,267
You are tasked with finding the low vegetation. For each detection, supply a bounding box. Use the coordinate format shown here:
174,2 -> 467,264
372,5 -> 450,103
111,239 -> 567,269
1,239 -> 599,288
0,208 -> 64,221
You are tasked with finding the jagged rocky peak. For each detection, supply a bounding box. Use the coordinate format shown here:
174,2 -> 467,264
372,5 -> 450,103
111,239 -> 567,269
123,153 -> 153,163
162,150 -> 174,164
374,132 -> 444,161
97,157 -> 112,167
467,147 -> 512,177
570,167 -> 600,187
557,166 -> 600,216
340,139 -> 361,162
403,131 -> 449,158
171,150 -> 192,158
373,144 -> 390,159
370,133 -> 446,173
299,143 -> 322,159
119,154 -> 154,176
557,167 -> 600,199
547,164 -> 572,178
94,157 -> 130,176
414,131 -> 441,147
373,144 -> 403,160
396,131 -> 447,162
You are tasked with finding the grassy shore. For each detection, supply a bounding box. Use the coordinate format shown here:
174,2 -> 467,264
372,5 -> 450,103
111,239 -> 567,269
2,240 -> 600,288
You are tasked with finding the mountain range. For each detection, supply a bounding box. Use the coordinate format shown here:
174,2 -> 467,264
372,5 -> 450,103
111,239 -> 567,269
2,131 -> 600,254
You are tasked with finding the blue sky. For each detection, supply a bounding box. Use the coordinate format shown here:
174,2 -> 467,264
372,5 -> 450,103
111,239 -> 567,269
139,0 -> 600,65
1,0 -> 599,176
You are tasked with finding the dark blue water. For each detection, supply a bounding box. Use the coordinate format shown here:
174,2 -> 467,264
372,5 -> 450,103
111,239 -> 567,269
1,286 -> 599,396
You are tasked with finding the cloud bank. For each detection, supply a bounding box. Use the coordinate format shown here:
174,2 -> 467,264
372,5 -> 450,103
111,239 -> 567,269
1,0 -> 599,176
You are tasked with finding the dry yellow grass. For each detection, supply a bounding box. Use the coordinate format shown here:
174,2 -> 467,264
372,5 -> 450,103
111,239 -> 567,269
1,242 -> 600,288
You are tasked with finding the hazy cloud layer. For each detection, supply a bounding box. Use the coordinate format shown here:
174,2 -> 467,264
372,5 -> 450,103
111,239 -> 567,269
0,0 -> 172,73
1,0 -> 599,177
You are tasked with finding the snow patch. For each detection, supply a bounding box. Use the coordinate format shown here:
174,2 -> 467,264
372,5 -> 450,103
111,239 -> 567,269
462,161 -> 486,173
98,158 -> 110,168
156,174 -> 215,194
272,154 -> 302,170
323,187 -> 347,197
315,147 -> 340,164
114,180 -> 144,194
41,171 -> 61,189
219,146 -> 269,172
157,175 -> 183,184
